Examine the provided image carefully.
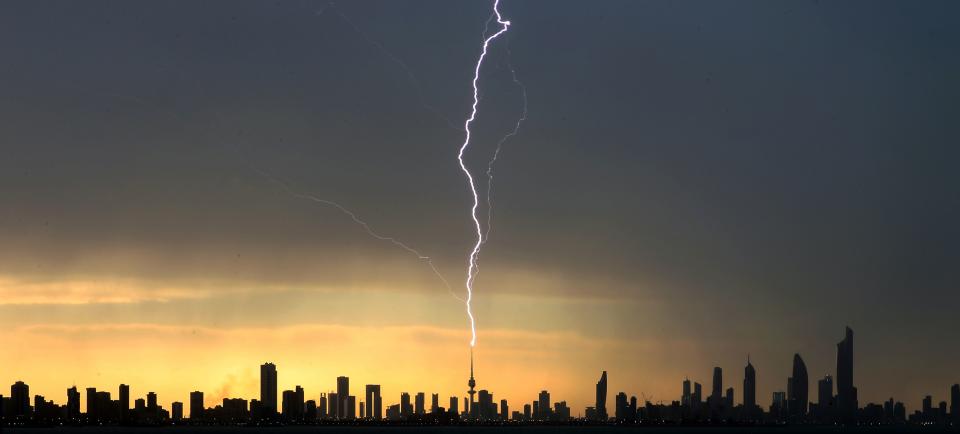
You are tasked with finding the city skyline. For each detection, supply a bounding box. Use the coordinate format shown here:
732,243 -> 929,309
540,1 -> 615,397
3,326 -> 959,427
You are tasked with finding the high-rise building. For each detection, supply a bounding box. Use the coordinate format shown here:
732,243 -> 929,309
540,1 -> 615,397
86,387 -> 98,420
682,378 -> 692,406
788,353 -> 808,418
449,396 -> 458,416
615,392 -> 629,421
346,395 -> 356,419
295,386 -> 304,420
500,399 -> 508,420
836,327 -> 856,425
743,357 -> 757,420
260,363 -> 278,418
336,376 -> 350,419
318,393 -> 328,419
67,386 -> 81,421
415,392 -> 425,415
172,402 -> 183,421
712,367 -> 723,402
431,393 -> 439,414
365,385 -> 381,419
951,384 -> 960,425
725,387 -> 734,411
595,371 -> 608,421
400,393 -> 412,419
538,390 -> 551,420
190,391 -> 204,421
328,392 -> 339,419
693,382 -> 703,404
477,390 -> 494,420
119,384 -> 130,423
11,381 -> 29,417
523,403 -> 531,420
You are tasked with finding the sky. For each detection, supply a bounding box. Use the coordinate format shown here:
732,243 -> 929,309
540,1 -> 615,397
1,0 -> 959,416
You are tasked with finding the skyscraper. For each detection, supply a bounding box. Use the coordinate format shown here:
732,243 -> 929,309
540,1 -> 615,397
172,402 -> 183,421
595,371 -> 608,421
190,391 -> 204,421
951,384 -> 959,425
711,367 -> 723,402
538,390 -> 551,420
67,386 -> 81,421
788,353 -> 808,419
693,382 -> 703,404
11,381 -> 29,417
743,356 -> 757,420
682,378 -> 691,406
260,363 -> 278,418
336,376 -> 350,419
86,387 -> 98,420
415,392 -> 425,415
449,396 -> 458,416
431,393 -> 439,414
400,392 -> 411,419
365,385 -> 381,419
119,384 -> 130,423
836,327 -> 855,424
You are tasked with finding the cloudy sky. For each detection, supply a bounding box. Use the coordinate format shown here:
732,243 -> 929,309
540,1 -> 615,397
1,0 -> 958,414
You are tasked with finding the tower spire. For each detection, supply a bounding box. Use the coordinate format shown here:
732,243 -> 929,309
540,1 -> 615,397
467,347 -> 477,419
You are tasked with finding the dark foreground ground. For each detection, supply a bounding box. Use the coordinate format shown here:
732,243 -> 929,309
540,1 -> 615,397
3,427 -> 957,434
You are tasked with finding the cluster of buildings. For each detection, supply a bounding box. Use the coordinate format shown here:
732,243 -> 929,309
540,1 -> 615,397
1,327 -> 958,427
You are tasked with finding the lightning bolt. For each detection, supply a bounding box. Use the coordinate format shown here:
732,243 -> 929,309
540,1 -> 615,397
254,168 -> 463,302
459,0 -> 512,348
484,45 -> 528,244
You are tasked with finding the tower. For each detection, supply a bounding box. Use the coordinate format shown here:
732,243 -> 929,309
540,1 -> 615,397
743,356 -> 756,421
467,348 -> 477,419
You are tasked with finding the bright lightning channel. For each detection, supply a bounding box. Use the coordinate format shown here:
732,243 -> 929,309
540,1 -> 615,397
458,0 -> 512,348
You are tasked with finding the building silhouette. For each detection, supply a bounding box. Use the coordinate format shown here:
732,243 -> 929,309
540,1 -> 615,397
816,375 -> 834,423
172,402 -> 183,421
787,353 -> 808,420
415,392 -> 425,415
595,371 -> 607,421
11,381 -> 29,417
952,384 -> 959,425
260,363 -> 277,418
66,386 -> 81,421
467,349 -> 477,419
743,356 -> 757,421
365,384 -> 382,420
836,326 -> 856,425
190,391 -> 204,421
336,376 -> 350,419
119,384 -> 130,424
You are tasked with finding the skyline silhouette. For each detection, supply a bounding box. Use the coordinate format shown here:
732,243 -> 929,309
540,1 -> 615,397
3,327 -> 958,428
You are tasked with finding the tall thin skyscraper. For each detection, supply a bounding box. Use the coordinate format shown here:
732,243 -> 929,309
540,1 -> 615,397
743,356 -> 756,420
595,371 -> 608,421
836,327 -> 855,424
337,376 -> 350,419
951,384 -> 959,425
788,354 -> 808,418
260,363 -> 278,417
693,382 -> 703,404
431,393 -> 439,413
119,384 -> 130,423
711,367 -> 723,402
682,378 -> 692,406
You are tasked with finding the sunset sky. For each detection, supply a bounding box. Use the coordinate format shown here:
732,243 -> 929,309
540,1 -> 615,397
1,0 -> 959,415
